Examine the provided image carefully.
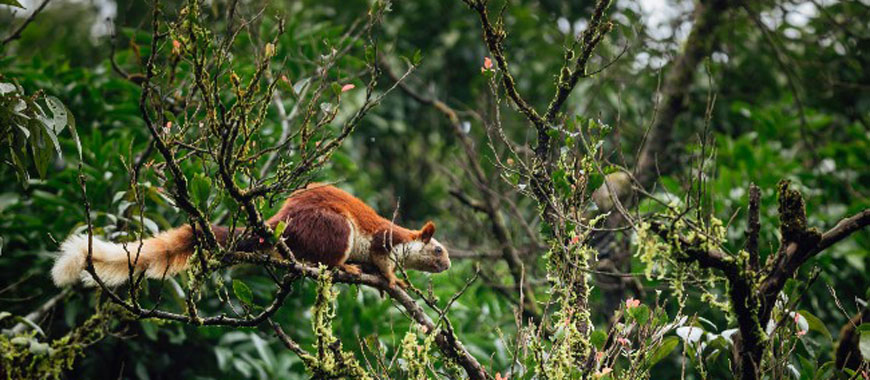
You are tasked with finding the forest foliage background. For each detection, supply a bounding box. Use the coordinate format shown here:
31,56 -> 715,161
1,0 -> 869,379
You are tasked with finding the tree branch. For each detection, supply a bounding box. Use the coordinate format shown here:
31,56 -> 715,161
1,0 -> 52,47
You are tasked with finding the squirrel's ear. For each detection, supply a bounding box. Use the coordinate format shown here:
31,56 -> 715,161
420,221 -> 436,243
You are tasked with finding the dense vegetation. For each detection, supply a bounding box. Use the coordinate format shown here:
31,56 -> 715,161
1,0 -> 869,379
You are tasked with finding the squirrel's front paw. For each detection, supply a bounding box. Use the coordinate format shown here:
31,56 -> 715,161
389,278 -> 408,289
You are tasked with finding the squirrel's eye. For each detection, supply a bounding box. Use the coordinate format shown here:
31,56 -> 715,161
434,246 -> 443,254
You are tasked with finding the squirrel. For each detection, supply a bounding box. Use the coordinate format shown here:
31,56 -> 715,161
51,183 -> 450,289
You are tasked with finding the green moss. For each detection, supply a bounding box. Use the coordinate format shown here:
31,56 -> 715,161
400,326 -> 436,380
0,303 -> 128,380
305,266 -> 371,380
776,180 -> 822,246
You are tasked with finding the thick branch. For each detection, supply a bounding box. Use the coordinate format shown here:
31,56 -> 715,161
760,208 -> 870,316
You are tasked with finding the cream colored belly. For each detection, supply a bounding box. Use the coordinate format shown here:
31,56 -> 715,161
346,220 -> 372,263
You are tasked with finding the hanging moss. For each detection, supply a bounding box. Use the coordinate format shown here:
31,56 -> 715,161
0,303 -> 129,380
305,266 -> 372,380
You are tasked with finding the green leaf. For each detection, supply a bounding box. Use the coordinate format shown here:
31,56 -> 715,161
783,278 -> 799,298
30,124 -> 52,179
0,0 -> 24,8
233,279 -> 254,306
590,329 -> 607,350
140,320 -> 159,340
860,326 -> 870,361
649,336 -> 679,366
552,168 -> 572,198
628,305 -> 651,326
190,173 -> 212,210
14,316 -> 45,337
412,49 -> 422,66
45,96 -> 68,132
62,99 -> 82,160
813,361 -> 835,380
273,221 -> 287,241
797,309 -> 831,341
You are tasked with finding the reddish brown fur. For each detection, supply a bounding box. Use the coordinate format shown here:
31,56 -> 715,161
55,184 -> 441,287
139,186 -> 423,275
268,184 -> 419,256
133,225 -> 198,275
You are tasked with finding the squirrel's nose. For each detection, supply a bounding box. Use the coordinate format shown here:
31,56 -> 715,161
440,257 -> 451,272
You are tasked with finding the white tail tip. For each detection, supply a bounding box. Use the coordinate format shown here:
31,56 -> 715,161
52,235 -> 89,286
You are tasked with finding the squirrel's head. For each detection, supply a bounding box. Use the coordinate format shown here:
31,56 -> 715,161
393,221 -> 450,273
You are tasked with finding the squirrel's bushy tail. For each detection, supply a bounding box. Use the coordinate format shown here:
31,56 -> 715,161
52,225 -> 197,287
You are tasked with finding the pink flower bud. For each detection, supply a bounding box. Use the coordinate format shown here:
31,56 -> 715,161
341,84 -> 355,92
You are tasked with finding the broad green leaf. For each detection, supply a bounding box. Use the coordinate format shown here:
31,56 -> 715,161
628,305 -> 651,325
590,329 -> 607,350
233,279 -> 254,306
45,96 -> 68,133
649,336 -> 679,366
813,361 -> 835,380
190,173 -> 212,210
860,326 -> 870,361
797,309 -> 831,341
40,119 -> 63,157
31,125 -> 52,178
0,0 -> 22,8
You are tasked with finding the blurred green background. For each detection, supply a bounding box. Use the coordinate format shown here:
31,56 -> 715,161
1,0 -> 868,378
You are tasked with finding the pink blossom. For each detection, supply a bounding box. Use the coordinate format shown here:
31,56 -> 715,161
172,40 -> 182,55
484,57 -> 493,69
281,75 -> 291,84
625,298 -> 640,309
341,84 -> 355,93
617,337 -> 630,346
595,351 -> 604,362
495,372 -> 509,380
